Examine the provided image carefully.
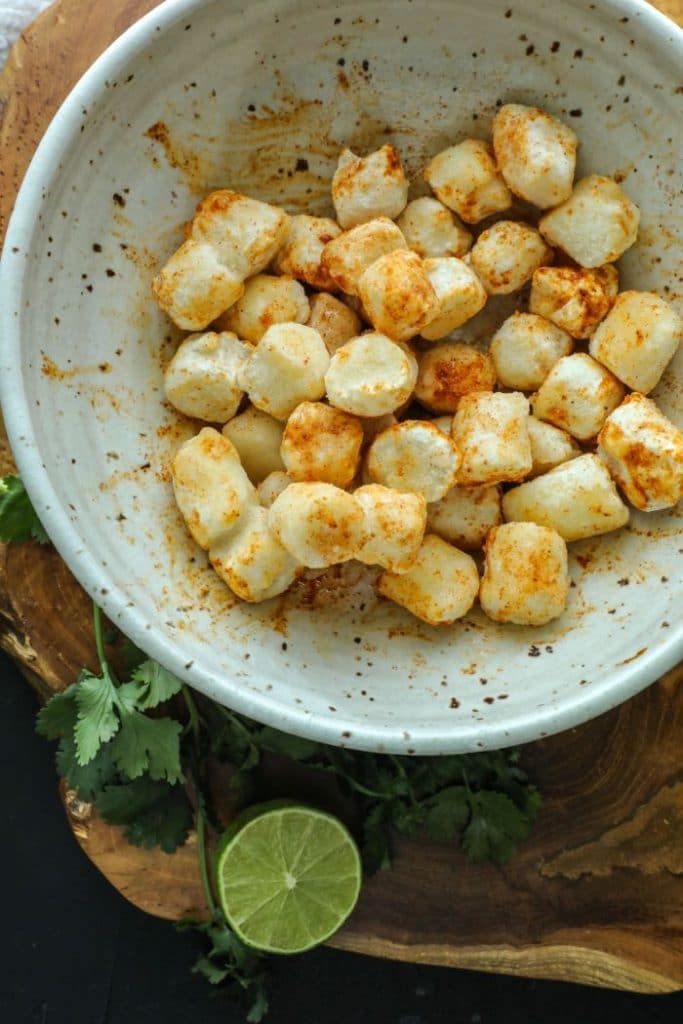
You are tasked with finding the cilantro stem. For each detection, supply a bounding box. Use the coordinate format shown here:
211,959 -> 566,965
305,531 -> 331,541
181,683 -> 201,741
92,603 -> 109,677
388,754 -> 418,808
196,806 -> 217,918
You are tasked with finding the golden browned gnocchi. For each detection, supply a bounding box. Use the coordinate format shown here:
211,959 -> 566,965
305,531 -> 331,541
156,110 -> 681,633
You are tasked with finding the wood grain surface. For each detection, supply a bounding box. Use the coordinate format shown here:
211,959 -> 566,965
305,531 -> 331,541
1,0 -> 682,995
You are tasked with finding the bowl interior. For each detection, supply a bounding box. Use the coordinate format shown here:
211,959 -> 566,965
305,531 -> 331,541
2,0 -> 682,753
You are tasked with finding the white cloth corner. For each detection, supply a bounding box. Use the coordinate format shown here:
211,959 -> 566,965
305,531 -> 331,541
0,0 -> 53,69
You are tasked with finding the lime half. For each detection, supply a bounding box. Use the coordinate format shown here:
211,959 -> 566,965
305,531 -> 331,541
215,802 -> 362,954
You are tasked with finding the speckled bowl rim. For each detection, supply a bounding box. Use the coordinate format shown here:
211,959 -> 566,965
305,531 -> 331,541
1,0 -> 682,753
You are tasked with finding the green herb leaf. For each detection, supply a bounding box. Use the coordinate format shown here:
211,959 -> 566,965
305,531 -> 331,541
423,785 -> 470,841
35,686 -> 78,739
111,710 -> 184,784
131,659 -> 183,710
462,790 -> 532,864
0,474 -> 49,544
95,778 -> 192,853
255,726 -> 323,761
56,734 -> 117,801
73,670 -> 120,765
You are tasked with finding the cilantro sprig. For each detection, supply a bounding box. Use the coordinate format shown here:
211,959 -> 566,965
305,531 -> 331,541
0,474 -> 49,544
2,473 -> 542,1022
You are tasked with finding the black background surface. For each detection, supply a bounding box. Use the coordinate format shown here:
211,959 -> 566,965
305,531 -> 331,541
4,650 -> 683,1024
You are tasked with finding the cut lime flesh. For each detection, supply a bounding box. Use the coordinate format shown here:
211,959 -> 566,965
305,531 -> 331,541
214,803 -> 362,955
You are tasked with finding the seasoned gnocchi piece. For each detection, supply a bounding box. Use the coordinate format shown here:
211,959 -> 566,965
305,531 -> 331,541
238,323 -> 330,420
223,274 -> 309,344
539,175 -> 640,268
589,291 -> 683,394
306,292 -> 362,355
415,342 -> 496,413
490,312 -> 573,391
321,217 -> 406,296
190,189 -> 289,279
427,484 -> 502,550
164,331 -> 249,423
281,401 -> 364,488
469,221 -> 553,296
377,534 -> 479,626
396,197 -> 472,259
492,104 -> 578,208
597,393 -> 683,511
420,258 -> 488,341
325,332 -> 418,417
354,484 -> 427,573
257,471 -> 292,508
424,139 -> 512,223
268,482 -> 365,567
171,427 -> 256,550
502,453 -> 629,541
366,420 -> 461,502
532,352 -> 625,440
529,264 -> 618,339
452,391 -> 532,486
152,240 -> 244,331
222,405 -> 285,483
480,522 -> 569,626
358,249 -> 438,343
331,145 -> 409,228
210,505 -> 302,602
527,416 -> 580,477
273,215 -> 341,290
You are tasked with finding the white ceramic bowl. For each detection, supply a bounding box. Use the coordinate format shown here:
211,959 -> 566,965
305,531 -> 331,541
1,0 -> 682,754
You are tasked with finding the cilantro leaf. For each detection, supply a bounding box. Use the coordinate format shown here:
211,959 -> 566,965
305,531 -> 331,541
462,790 -> 532,864
188,914 -> 269,1021
95,778 -> 192,853
56,734 -> 117,801
0,474 -> 49,544
255,726 -> 322,761
73,670 -> 120,765
36,686 -> 78,739
423,785 -> 469,841
131,659 -> 183,710
111,710 -> 184,784
361,802 -> 393,873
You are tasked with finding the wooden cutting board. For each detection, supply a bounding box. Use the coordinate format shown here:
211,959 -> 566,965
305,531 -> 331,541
1,0 -> 683,995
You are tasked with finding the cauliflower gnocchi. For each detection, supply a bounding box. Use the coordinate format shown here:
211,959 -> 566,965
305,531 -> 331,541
480,522 -> 569,626
597,393 -> 683,511
321,217 -> 406,296
492,104 -> 578,208
164,331 -> 249,423
532,353 -> 625,440
354,485 -> 427,573
223,274 -> 309,344
222,405 -> 285,484
396,197 -> 472,259
589,291 -> 683,394
502,454 -> 629,541
325,332 -> 418,417
156,109 -> 678,632
539,175 -> 640,268
420,258 -> 487,340
452,391 -> 532,486
415,342 -> 496,413
238,323 -> 330,420
529,264 -> 618,339
424,139 -> 512,223
469,221 -> 553,296
268,482 -> 365,568
490,312 -> 573,391
332,145 -> 409,228
281,401 -> 363,488
358,249 -> 438,342
367,420 -> 461,502
377,534 -> 480,626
